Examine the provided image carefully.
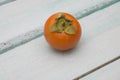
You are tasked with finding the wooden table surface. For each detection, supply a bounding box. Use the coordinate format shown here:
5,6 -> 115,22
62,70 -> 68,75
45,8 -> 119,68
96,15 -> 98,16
0,0 -> 120,80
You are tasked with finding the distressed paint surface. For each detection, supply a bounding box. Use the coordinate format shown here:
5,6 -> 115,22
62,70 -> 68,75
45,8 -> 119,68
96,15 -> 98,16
0,24 -> 120,80
0,0 -> 120,80
0,0 -> 119,54
80,59 -> 120,80
0,0 -> 15,6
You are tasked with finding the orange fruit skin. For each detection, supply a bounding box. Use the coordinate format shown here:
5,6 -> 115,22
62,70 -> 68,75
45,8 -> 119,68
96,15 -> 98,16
44,12 -> 82,51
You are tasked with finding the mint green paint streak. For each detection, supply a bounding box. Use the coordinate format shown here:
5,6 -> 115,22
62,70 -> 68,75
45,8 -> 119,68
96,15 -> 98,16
0,0 -> 15,6
0,0 -> 119,54
74,0 -> 120,19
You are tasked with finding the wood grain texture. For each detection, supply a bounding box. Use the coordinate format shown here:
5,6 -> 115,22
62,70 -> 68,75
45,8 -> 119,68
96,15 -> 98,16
0,29 -> 43,54
0,1 -> 120,79
0,25 -> 120,80
74,56 -> 120,80
0,0 -> 120,80
0,0 -> 119,54
80,59 -> 120,80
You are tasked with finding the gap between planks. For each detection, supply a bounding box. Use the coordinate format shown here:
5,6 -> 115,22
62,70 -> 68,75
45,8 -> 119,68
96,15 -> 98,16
0,0 -> 119,54
73,55 -> 120,80
0,0 -> 120,79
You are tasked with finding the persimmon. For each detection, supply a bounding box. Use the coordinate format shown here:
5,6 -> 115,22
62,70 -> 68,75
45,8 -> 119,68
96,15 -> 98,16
44,12 -> 82,51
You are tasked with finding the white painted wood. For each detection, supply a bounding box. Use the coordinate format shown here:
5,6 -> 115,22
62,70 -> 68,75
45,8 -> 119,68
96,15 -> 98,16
0,24 -> 120,80
80,59 -> 120,80
0,2 -> 120,80
0,0 -> 118,43
0,0 -> 120,80
0,0 -> 119,54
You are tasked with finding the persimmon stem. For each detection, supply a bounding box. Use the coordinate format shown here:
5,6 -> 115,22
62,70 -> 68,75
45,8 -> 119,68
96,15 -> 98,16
50,13 -> 76,34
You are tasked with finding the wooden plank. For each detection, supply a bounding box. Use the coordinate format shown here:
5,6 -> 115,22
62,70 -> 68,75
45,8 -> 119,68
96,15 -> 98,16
74,56 -> 120,80
0,0 -> 119,54
0,24 -> 119,80
0,2 -> 120,79
80,59 -> 120,80
0,1 -> 120,80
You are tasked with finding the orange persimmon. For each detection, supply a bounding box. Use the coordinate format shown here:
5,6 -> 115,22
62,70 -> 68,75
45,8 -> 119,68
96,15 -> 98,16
44,12 -> 82,51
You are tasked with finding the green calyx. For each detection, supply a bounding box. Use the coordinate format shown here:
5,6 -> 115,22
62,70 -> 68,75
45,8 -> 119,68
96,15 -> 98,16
50,13 -> 76,34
